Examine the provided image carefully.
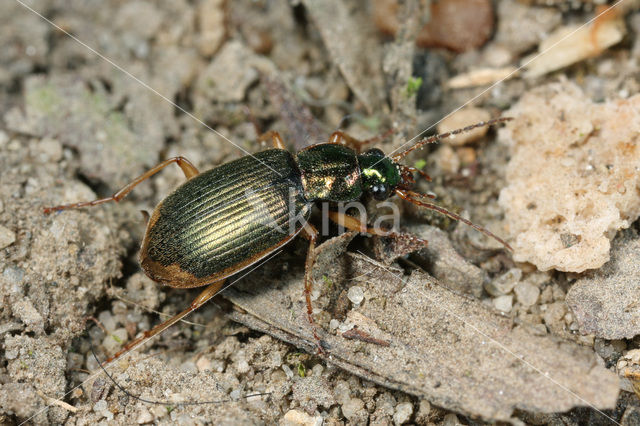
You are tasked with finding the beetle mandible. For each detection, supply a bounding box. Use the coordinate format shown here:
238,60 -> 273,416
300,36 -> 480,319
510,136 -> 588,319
44,117 -> 512,361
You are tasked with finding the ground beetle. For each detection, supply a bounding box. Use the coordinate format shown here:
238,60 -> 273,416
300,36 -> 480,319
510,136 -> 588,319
44,118 -> 511,362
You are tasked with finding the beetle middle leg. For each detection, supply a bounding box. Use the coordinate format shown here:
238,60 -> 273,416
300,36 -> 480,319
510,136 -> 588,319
103,279 -> 225,364
43,156 -> 200,213
299,222 -> 327,354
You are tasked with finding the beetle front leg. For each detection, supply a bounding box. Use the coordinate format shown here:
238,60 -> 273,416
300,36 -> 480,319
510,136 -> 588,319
43,157 -> 200,213
329,128 -> 396,153
300,222 -> 327,354
327,210 -> 428,246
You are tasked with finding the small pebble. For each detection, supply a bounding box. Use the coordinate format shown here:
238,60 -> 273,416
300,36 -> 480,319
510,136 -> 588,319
416,400 -> 431,422
282,409 -> 323,426
136,408 -> 154,424
150,405 -> 168,419
97,311 -> 117,333
514,281 -> 540,307
196,356 -> 212,372
282,364 -> 294,380
37,138 -> 63,162
629,349 -> 640,363
484,45 -> 513,67
0,225 -> 16,249
347,286 -> 364,306
333,380 -> 351,405
493,295 -> 513,313
3,265 -> 24,285
485,268 -> 522,297
341,397 -> 365,421
102,328 -> 128,354
235,358 -> 250,374
543,302 -> 566,328
393,401 -> 414,425
443,413 -> 462,425
93,399 -> 107,413
437,107 -> 492,146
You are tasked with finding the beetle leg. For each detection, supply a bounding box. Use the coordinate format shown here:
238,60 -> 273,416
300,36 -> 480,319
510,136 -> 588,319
329,128 -> 396,153
326,210 -> 387,236
329,131 -> 367,153
102,279 -> 225,364
257,130 -> 287,150
43,156 -> 199,213
299,222 -> 326,354
327,210 -> 427,246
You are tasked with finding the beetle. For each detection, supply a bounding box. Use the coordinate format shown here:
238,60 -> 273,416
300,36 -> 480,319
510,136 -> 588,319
44,118 -> 511,362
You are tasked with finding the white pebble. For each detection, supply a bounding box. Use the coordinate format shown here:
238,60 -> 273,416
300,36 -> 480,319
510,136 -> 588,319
93,399 -> 107,413
283,409 -> 323,426
393,402 -> 414,425
347,286 -> 364,306
485,268 -> 522,296
136,408 -> 154,424
514,281 -> 540,307
196,356 -> 212,372
341,397 -> 365,420
235,358 -> 250,374
493,295 -> 513,313
0,225 -> 16,249
37,138 -> 63,162
282,364 -> 294,380
97,311 -> 116,333
102,328 -> 128,354
329,319 -> 340,330
443,413 -> 462,425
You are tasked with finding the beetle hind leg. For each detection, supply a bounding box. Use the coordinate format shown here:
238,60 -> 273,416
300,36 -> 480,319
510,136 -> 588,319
43,156 -> 200,214
102,279 -> 225,364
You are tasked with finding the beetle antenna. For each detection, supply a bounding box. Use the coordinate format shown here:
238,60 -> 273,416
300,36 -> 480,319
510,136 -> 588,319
395,188 -> 512,251
392,117 -> 513,161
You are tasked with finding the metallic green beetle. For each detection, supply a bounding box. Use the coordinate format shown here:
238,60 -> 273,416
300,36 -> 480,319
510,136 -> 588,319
44,118 -> 511,362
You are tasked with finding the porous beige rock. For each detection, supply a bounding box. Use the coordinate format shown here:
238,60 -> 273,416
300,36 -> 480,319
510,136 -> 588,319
499,82 -> 640,272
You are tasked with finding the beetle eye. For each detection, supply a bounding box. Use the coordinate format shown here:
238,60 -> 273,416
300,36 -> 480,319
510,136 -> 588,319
371,184 -> 389,200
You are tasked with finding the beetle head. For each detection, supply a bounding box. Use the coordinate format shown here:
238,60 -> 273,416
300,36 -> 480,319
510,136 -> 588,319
357,148 -> 401,200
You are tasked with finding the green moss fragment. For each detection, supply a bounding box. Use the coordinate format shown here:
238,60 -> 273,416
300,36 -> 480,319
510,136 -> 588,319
404,76 -> 423,98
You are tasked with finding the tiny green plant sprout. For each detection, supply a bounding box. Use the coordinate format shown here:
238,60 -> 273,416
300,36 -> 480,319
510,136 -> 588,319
44,117 -> 512,365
